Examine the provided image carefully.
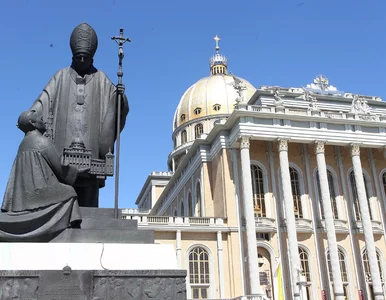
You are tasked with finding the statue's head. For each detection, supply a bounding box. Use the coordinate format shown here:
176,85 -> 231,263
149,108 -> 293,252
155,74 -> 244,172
70,23 -> 98,73
17,109 -> 45,134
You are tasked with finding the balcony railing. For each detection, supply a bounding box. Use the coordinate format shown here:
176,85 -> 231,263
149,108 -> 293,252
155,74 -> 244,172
354,220 -> 383,234
189,296 -> 270,300
255,217 -> 276,232
234,297 -> 270,300
123,215 -> 227,227
281,218 -> 313,232
234,104 -> 383,122
318,219 -> 349,233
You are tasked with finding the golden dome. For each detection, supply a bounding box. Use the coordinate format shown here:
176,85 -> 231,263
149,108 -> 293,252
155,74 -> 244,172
173,74 -> 256,129
173,35 -> 256,130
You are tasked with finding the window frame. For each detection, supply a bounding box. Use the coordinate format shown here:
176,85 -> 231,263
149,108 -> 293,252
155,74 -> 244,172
186,245 -> 213,299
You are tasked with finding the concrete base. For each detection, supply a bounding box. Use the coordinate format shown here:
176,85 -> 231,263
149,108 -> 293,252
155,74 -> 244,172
0,243 -> 178,270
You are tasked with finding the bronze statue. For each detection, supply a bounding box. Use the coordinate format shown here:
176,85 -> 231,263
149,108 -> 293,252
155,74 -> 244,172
0,109 -> 83,241
26,23 -> 129,207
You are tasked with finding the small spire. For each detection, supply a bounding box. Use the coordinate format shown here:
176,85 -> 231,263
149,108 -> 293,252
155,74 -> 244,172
214,35 -> 220,53
209,35 -> 228,76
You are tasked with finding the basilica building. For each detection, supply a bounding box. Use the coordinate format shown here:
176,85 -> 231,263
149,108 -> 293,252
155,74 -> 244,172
123,36 -> 386,300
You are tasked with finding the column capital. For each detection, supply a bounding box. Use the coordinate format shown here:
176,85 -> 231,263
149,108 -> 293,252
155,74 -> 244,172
314,140 -> 327,154
349,143 -> 362,157
240,136 -> 251,149
277,138 -> 290,152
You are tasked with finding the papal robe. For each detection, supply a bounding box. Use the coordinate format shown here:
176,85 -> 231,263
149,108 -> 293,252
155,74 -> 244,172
31,66 -> 129,163
29,66 -> 129,206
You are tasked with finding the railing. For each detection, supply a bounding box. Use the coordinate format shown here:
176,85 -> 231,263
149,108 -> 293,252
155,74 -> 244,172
281,218 -> 313,232
123,215 -> 227,227
234,104 -> 384,122
189,296 -> 270,300
121,208 -> 151,215
255,217 -> 276,231
354,220 -> 383,233
147,216 -> 170,223
190,217 -> 211,225
319,219 -> 349,233
151,171 -> 174,176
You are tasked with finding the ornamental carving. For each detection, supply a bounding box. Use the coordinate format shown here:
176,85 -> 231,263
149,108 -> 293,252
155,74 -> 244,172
314,141 -> 326,154
272,87 -> 285,107
230,73 -> 248,104
350,94 -> 372,115
92,276 -> 186,300
240,136 -> 250,149
277,138 -> 289,152
349,143 -> 361,157
0,278 -> 39,299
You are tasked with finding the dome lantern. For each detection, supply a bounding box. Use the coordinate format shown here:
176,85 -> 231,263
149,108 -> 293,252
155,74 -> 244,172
209,35 -> 228,76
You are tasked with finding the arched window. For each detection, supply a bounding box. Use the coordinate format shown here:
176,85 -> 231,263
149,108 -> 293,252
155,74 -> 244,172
316,170 -> 339,219
327,249 -> 349,298
299,247 -> 312,299
194,124 -> 203,139
189,247 -> 210,299
180,201 -> 185,217
181,130 -> 187,145
251,165 -> 266,217
362,249 -> 384,298
213,104 -> 221,111
195,182 -> 202,217
187,192 -> 192,217
362,249 -> 384,282
174,208 -> 177,216
349,171 -> 372,220
194,107 -> 202,115
290,167 -> 303,218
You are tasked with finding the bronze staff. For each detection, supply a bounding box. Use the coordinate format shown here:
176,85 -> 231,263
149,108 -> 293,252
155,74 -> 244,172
112,28 -> 131,219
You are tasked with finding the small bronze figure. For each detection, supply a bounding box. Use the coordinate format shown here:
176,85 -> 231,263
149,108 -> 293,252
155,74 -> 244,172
0,109 -> 83,241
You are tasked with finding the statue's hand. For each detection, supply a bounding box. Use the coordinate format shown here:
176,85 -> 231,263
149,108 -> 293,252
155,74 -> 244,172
117,83 -> 125,95
77,167 -> 90,175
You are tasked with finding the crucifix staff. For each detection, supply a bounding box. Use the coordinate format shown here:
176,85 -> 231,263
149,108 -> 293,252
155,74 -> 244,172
112,28 -> 131,219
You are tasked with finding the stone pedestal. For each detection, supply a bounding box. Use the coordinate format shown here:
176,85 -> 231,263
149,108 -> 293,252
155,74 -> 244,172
49,207 -> 154,243
0,269 -> 186,299
0,243 -> 186,299
0,207 -> 187,299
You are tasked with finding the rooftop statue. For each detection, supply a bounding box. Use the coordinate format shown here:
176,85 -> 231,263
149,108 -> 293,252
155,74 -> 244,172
0,109 -> 85,241
25,23 -> 129,207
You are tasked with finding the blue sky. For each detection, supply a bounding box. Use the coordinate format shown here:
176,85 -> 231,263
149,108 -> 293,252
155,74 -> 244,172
0,0 -> 385,209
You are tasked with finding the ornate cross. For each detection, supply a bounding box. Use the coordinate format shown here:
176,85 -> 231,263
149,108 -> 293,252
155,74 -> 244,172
214,35 -> 220,52
313,74 -> 329,90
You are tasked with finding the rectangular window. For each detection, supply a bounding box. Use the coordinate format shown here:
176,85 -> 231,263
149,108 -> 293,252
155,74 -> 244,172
192,287 -> 208,299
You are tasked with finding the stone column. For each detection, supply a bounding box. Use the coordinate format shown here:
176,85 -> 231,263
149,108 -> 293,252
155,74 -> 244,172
230,149 -> 247,295
350,143 -> 384,300
176,230 -> 182,268
277,138 -> 301,299
315,141 -> 345,300
239,136 -> 262,295
267,142 -> 288,297
217,231 -> 225,298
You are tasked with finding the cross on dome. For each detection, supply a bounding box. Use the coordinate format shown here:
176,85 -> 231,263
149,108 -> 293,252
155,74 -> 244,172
214,35 -> 220,53
210,35 -> 227,75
